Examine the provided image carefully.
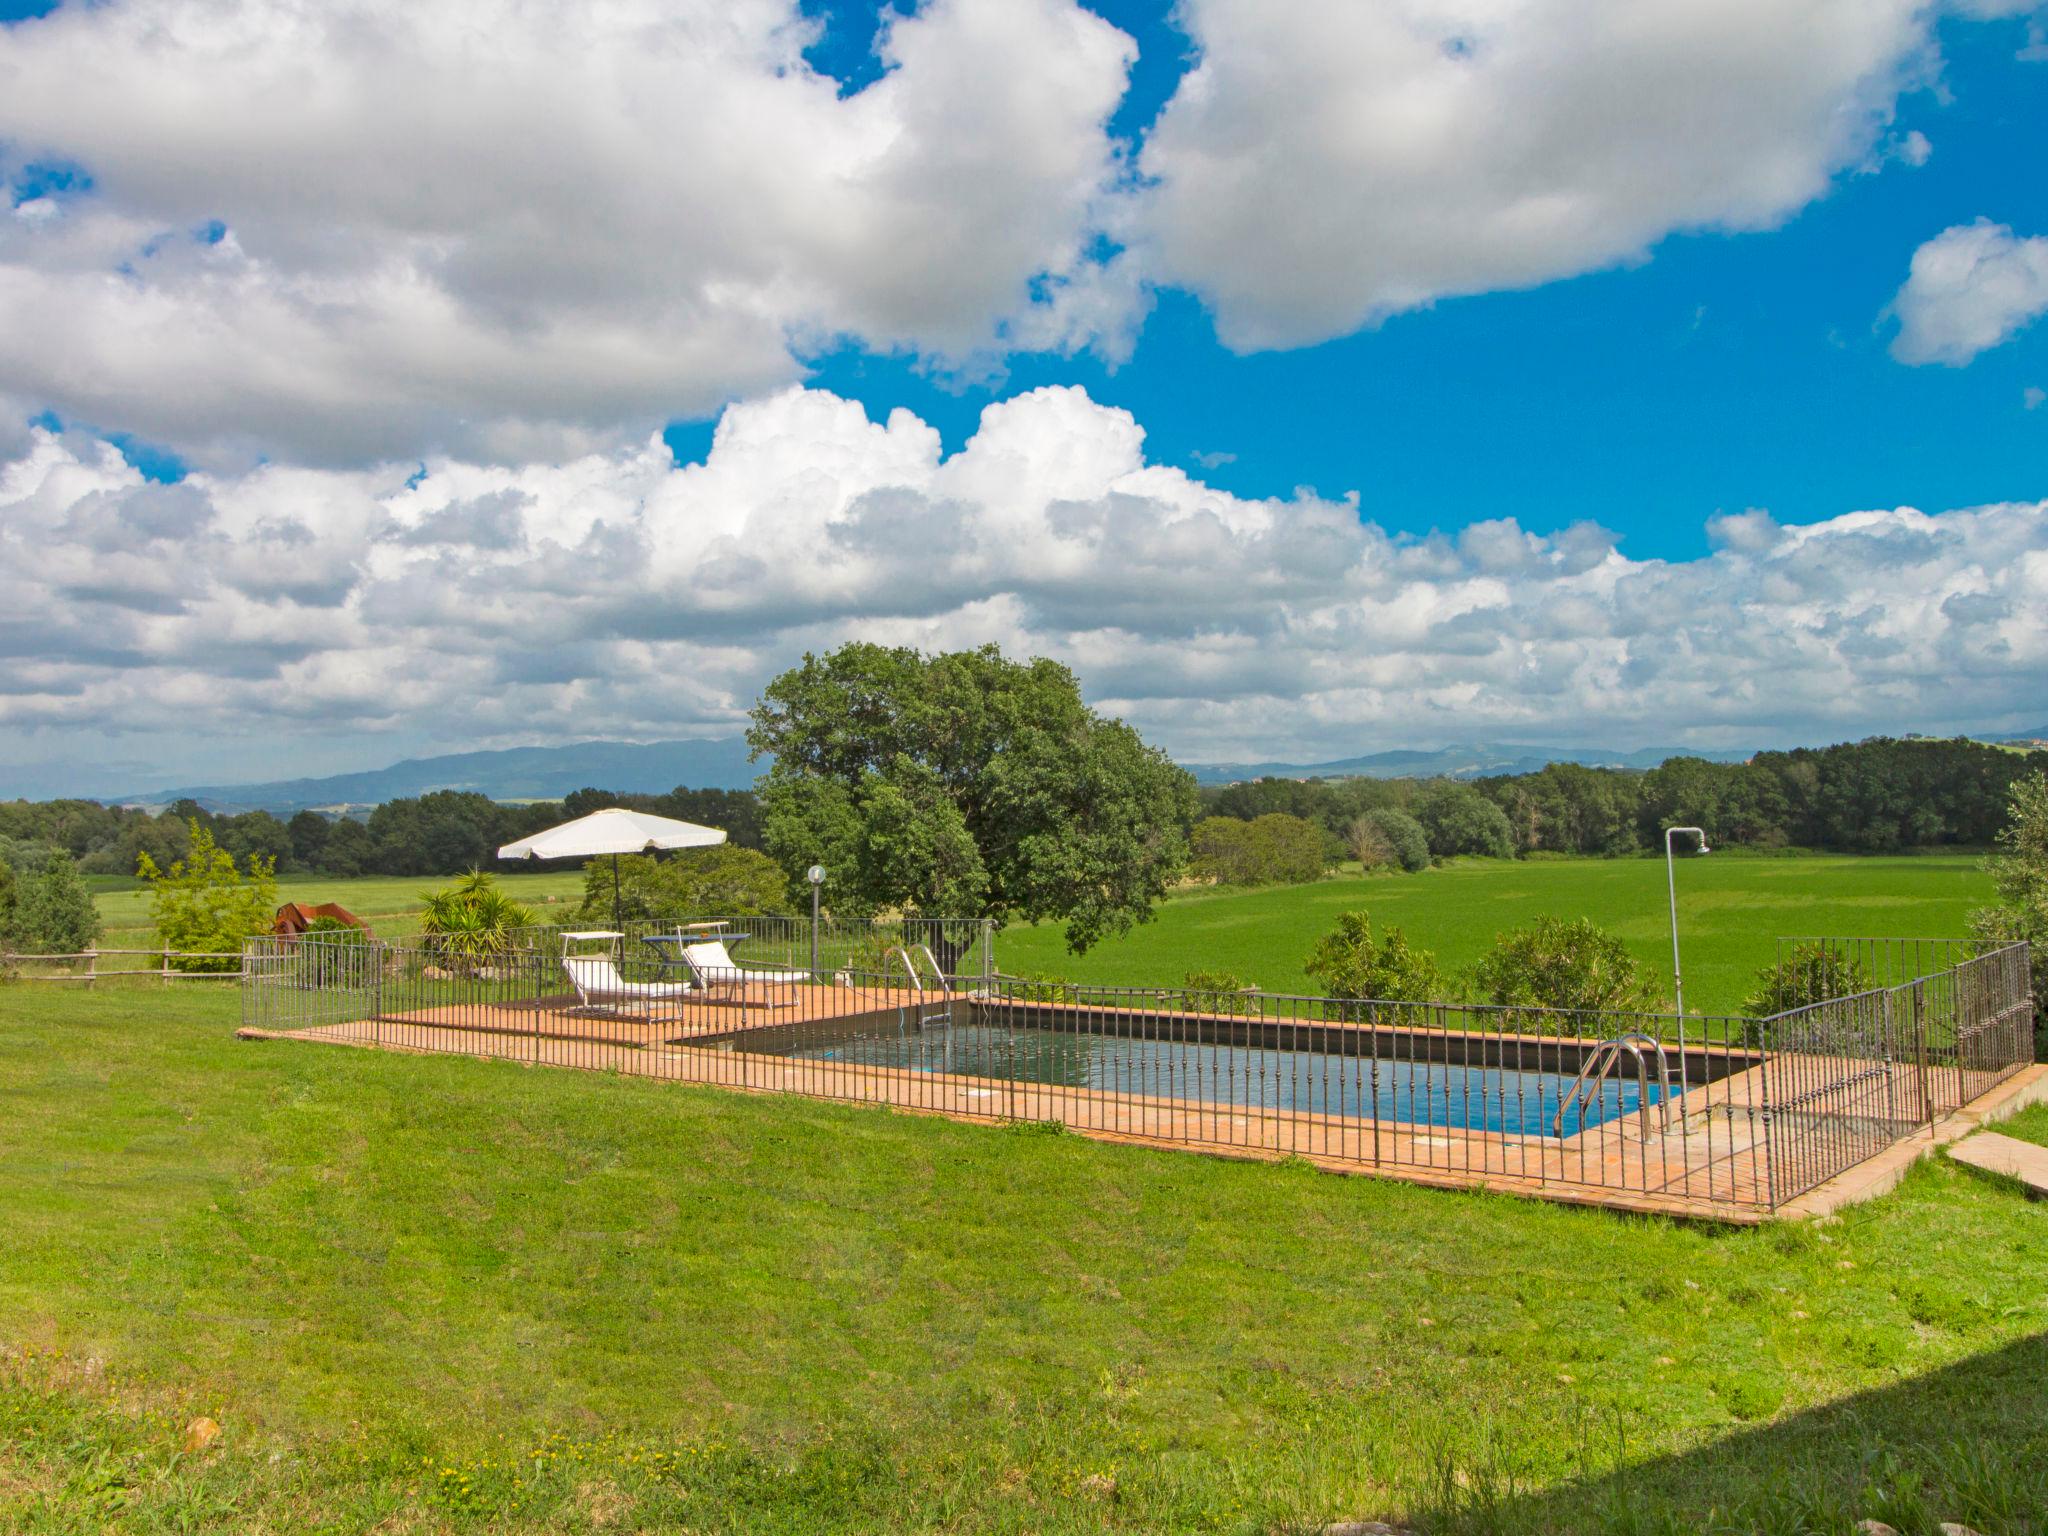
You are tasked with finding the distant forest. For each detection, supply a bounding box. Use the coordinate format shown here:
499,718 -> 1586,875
0,786 -> 763,881
0,736 -> 2041,880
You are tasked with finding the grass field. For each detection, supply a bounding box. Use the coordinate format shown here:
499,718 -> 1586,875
90,870 -> 589,950
81,854 -> 1994,1014
3,984 -> 2046,1533
998,854 -> 1995,1016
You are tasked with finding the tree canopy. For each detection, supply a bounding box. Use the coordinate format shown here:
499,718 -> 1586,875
573,847 -> 791,927
1189,813 -> 1330,886
748,643 -> 1197,954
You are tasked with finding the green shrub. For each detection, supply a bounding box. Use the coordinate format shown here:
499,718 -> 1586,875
0,857 -> 16,956
137,821 -> 273,972
834,934 -> 900,979
1970,769 -> 2048,1060
1471,916 -> 1658,1022
1303,911 -> 1443,1021
1181,969 -> 1255,1015
1010,972 -> 1079,1004
1739,942 -> 1873,1018
10,848 -> 102,957
299,915 -> 376,986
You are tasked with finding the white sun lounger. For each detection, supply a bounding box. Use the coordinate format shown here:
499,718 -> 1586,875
561,955 -> 693,1015
678,939 -> 810,1003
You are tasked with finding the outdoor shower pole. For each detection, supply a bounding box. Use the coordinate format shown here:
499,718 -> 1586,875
1665,826 -> 1709,1017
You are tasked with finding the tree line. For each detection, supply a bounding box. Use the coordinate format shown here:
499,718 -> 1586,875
1189,735 -> 2048,883
0,785 -> 764,881
0,732 -> 2039,895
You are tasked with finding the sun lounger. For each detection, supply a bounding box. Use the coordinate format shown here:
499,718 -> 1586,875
561,955 -> 693,1015
678,939 -> 810,1003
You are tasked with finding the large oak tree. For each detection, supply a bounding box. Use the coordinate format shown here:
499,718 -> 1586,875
748,644 -> 1197,963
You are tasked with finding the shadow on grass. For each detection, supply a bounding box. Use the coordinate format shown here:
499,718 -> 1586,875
1414,1331 -> 2048,1536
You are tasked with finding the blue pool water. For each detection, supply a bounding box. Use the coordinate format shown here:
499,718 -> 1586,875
787,1021 -> 1681,1137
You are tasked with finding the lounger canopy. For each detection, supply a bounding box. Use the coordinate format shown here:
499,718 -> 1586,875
498,807 -> 729,930
497,808 -> 727,862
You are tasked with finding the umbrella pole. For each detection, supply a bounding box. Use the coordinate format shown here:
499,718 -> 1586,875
612,852 -> 622,935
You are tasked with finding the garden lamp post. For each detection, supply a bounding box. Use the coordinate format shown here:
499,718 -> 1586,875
1665,826 -> 1709,1016
807,864 -> 826,977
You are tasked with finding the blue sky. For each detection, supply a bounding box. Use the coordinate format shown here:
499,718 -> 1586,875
1,0 -> 2045,793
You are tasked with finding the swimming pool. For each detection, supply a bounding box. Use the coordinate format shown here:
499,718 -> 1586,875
787,1019 -> 1681,1137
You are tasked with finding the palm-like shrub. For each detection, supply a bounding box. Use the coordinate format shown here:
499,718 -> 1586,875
419,871 -> 535,973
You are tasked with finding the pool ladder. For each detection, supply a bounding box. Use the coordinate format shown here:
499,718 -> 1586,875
1552,1031 -> 1674,1136
888,943 -> 954,1031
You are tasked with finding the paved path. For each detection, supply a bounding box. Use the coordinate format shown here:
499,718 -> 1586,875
1948,1130 -> 2048,1195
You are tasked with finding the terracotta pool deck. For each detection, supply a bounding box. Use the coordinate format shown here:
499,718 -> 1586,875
237,982 -> 2045,1223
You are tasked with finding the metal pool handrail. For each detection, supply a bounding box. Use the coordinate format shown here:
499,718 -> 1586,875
1552,1031 -> 1673,1136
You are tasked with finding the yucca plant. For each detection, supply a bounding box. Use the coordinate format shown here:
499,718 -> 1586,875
418,870 -> 535,974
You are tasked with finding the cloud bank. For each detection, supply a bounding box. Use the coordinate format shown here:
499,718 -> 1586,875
4,385 -> 2042,776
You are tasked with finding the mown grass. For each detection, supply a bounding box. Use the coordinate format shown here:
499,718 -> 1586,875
999,854 -> 1994,1015
2,983 -> 2045,1533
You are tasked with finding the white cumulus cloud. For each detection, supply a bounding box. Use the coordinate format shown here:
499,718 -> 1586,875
1133,0 -> 1936,349
1890,220 -> 2048,365
3,385 -> 2043,783
0,0 -> 1136,465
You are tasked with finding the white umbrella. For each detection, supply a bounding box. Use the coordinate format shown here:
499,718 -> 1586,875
498,807 -> 727,930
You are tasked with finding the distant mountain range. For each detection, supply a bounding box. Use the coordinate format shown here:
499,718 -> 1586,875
1183,742 -> 1755,785
113,738 -> 759,813
89,728 -> 2048,812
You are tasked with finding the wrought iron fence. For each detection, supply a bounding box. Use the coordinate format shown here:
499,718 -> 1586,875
241,927 -> 2033,1216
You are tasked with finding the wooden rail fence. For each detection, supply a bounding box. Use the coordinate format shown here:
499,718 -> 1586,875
1,947 -> 247,984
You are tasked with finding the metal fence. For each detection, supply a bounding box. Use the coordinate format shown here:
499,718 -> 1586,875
241,926 -> 2033,1216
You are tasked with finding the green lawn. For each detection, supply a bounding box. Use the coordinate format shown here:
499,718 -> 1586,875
3,984 -> 2045,1534
997,854 -> 1995,1016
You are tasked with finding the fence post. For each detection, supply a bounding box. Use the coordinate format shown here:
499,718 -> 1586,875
85,949 -> 97,991
1914,983 -> 1933,1129
162,942 -> 172,987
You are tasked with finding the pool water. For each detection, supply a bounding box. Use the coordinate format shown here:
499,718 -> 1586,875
787,1020 -> 1681,1138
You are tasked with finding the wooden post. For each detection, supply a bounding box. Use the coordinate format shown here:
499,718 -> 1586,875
163,943 -> 173,986
85,948 -> 97,991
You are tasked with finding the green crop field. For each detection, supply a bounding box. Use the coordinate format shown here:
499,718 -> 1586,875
2,984 -> 2045,1534
996,854 -> 1996,1016
82,854 -> 1993,1013
91,870 -> 589,949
